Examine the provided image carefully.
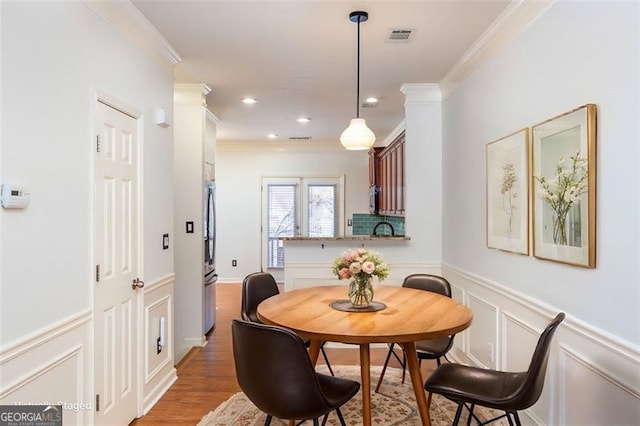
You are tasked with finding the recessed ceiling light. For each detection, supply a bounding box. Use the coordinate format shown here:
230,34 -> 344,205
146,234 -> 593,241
267,133 -> 278,139
365,97 -> 378,104
241,97 -> 257,105
296,117 -> 311,123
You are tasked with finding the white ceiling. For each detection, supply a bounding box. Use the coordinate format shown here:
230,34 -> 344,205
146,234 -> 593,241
132,0 -> 510,144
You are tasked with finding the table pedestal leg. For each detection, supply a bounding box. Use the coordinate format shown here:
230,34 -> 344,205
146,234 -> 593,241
359,344 -> 371,426
308,339 -> 322,365
400,341 -> 431,426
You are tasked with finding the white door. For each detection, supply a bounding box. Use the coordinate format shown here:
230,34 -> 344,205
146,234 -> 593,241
94,101 -> 140,425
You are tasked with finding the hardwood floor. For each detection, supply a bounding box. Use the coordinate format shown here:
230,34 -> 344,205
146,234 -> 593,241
131,283 -> 436,425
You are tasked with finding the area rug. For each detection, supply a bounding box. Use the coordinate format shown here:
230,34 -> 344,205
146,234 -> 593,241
198,366 -> 507,425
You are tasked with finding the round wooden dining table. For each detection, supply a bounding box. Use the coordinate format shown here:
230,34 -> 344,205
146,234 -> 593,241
257,285 -> 473,426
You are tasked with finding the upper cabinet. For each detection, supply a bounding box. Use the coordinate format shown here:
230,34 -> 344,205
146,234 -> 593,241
369,131 -> 405,216
368,147 -> 383,214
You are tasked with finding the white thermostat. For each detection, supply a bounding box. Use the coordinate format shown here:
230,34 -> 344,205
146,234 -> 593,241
1,184 -> 30,209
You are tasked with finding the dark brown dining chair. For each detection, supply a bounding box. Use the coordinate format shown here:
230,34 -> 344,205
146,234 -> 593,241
241,272 -> 335,376
232,319 -> 360,426
424,312 -> 565,425
375,273 -> 455,393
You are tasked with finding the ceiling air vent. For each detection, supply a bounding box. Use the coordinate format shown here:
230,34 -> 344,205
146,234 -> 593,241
289,136 -> 312,141
387,28 -> 414,43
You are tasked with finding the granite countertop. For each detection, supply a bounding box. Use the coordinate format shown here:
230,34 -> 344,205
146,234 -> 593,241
281,236 -> 411,241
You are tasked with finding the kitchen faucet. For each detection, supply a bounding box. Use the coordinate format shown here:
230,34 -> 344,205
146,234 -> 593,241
372,221 -> 395,236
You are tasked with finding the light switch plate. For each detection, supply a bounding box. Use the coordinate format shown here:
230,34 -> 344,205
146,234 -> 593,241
162,234 -> 169,249
186,221 -> 194,233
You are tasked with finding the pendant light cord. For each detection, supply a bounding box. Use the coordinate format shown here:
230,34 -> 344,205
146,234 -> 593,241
356,16 -> 361,119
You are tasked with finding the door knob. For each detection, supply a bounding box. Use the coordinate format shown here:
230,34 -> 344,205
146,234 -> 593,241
132,278 -> 145,290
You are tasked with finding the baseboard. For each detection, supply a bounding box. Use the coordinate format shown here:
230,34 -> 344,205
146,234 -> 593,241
142,367 -> 177,415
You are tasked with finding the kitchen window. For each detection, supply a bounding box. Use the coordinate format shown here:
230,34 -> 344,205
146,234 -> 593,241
262,176 -> 344,269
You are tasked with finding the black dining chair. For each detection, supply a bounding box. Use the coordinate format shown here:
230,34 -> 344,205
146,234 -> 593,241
424,312 -> 565,425
232,319 -> 360,426
241,272 -> 335,376
375,274 -> 456,393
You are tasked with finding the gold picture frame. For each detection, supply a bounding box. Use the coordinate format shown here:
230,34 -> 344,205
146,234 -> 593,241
531,104 -> 597,267
486,128 -> 529,255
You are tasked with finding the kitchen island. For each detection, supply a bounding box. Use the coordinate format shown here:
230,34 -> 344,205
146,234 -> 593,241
281,236 -> 441,291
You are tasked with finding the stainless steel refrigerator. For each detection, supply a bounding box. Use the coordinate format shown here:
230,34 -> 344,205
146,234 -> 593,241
203,180 -> 217,333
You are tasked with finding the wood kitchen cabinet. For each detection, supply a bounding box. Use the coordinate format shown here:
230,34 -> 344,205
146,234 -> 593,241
368,147 -> 383,213
370,131 -> 405,216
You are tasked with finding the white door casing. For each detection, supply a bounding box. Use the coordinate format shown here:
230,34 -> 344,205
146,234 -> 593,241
94,101 -> 140,425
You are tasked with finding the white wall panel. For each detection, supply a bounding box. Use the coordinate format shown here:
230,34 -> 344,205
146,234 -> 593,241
0,312 -> 92,425
142,274 -> 177,415
466,293 -> 498,369
560,347 -> 640,426
445,265 -> 640,425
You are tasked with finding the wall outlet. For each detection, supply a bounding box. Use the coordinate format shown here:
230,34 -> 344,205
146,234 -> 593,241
232,259 -> 237,267
156,337 -> 162,354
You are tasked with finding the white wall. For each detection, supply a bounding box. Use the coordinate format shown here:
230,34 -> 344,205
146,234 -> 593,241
173,84 -> 209,361
1,0 -> 174,343
215,141 -> 369,282
440,4 -> 639,422
0,0 -> 175,419
442,0 -> 639,344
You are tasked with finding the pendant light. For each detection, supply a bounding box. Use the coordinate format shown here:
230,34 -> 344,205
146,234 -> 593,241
340,11 -> 376,150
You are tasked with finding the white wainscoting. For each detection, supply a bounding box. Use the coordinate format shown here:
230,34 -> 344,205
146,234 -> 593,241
443,264 -> 640,425
141,274 -> 177,415
0,274 -> 178,424
0,310 -> 93,425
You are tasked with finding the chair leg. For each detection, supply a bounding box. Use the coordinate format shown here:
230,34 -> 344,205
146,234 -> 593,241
320,345 -> 334,376
512,411 -> 522,426
452,403 -> 464,425
320,413 -> 329,426
401,351 -> 407,384
466,404 -> 474,426
374,343 -> 395,393
335,407 -> 347,426
265,414 -> 272,426
313,418 -> 319,426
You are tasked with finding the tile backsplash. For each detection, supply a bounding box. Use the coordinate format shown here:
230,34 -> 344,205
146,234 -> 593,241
352,214 -> 405,236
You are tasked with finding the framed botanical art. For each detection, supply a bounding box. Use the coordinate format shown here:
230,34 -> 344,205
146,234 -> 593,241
531,104 -> 597,267
486,128 -> 529,255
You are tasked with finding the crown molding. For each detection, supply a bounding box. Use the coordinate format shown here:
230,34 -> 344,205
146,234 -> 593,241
380,119 -> 406,148
439,0 -> 556,99
205,109 -> 221,125
174,83 -> 212,106
83,0 -> 181,73
400,83 -> 442,104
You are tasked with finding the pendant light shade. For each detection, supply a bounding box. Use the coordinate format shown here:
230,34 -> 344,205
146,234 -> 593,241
340,11 -> 375,151
340,118 -> 376,150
